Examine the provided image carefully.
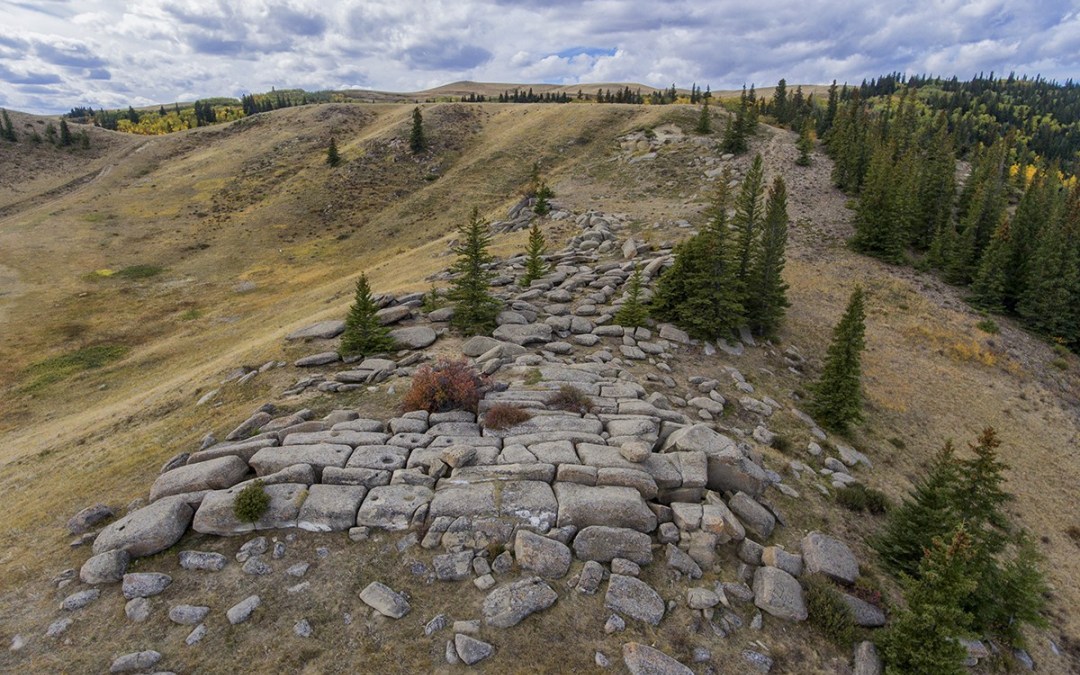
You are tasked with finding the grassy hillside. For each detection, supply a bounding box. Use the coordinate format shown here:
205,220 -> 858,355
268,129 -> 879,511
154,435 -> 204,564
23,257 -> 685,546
0,100 -> 1077,671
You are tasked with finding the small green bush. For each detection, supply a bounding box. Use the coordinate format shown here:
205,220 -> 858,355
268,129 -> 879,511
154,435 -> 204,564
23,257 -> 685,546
835,483 -> 890,515
976,318 -> 1000,334
888,437 -> 906,449
483,404 -> 533,430
1051,357 -> 1069,371
804,574 -> 858,645
233,480 -> 270,523
115,264 -> 164,280
770,435 -> 792,453
546,385 -> 593,414
523,369 -> 542,386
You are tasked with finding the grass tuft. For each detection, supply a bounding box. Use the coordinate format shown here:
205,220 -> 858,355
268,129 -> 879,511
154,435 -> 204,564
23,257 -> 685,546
23,344 -> 128,391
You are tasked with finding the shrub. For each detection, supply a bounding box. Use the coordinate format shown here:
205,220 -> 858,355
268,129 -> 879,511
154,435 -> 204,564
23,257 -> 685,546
546,385 -> 593,414
888,436 -> 906,449
402,358 -> 487,413
835,484 -> 890,515
233,480 -> 270,524
976,318 -> 1000,334
804,574 -> 858,646
523,369 -> 542,385
483,404 -> 533,430
769,434 -> 792,453
115,264 -> 164,280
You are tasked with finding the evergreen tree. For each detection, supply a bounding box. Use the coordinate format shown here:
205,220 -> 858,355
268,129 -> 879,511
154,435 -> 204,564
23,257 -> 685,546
520,221 -> 549,287
59,119 -> 72,146
851,143 -> 912,264
449,207 -> 501,334
1017,183 -> 1080,345
873,442 -> 963,577
695,97 -> 711,135
809,285 -> 866,430
819,80 -> 839,137
912,112 -> 956,250
827,91 -> 871,192
339,274 -> 396,357
409,106 -> 426,154
795,119 -> 814,166
1,109 -> 15,142
771,78 -> 789,125
652,172 -> 744,339
733,154 -> 766,293
970,217 -> 1012,312
44,121 -> 57,144
878,527 -> 976,675
533,181 -> 553,216
746,176 -> 790,338
326,136 -> 341,166
614,265 -> 648,327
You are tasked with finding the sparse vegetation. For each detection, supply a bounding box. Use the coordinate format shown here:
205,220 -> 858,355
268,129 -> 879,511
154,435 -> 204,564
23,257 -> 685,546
835,484 -> 890,514
23,344 -> 129,391
804,574 -> 858,645
975,318 -> 1000,333
115,264 -> 164,280
482,404 -> 533,430
402,358 -> 487,414
546,385 -> 593,414
233,480 -> 270,523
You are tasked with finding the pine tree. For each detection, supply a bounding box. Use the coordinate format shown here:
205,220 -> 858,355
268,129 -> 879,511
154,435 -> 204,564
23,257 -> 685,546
1017,183 -> 1080,345
771,78 -> 789,125
326,136 -> 341,166
59,119 -> 72,146
409,106 -> 426,154
878,527 -> 977,675
533,181 -> 553,216
520,221 -> 549,287
695,97 -> 711,134
614,265 -> 649,327
449,207 -> 501,335
339,274 -> 396,357
873,442 -> 963,577
733,154 -> 766,294
809,286 -> 866,430
819,80 -> 839,137
970,217 -> 1012,312
912,112 -> 956,250
1,109 -> 16,142
746,176 -> 790,338
795,119 -> 814,166
652,172 -> 744,339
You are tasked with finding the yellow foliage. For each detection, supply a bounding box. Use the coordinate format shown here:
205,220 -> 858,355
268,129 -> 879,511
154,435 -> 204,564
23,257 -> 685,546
904,324 -> 1001,368
93,269 -> 114,277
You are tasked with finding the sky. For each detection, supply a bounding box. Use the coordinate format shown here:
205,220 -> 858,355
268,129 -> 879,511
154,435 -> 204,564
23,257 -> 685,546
1,0 -> 1078,114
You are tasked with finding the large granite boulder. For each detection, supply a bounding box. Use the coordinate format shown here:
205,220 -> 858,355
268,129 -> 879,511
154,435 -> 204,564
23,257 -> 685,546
553,483 -> 657,532
149,456 -> 249,502
571,526 -> 653,565
93,495 -> 193,558
802,532 -> 860,584
482,577 -> 558,628
192,483 -> 308,535
753,566 -> 807,621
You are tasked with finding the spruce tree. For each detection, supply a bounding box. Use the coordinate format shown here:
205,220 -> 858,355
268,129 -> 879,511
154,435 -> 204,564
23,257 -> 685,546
1017,183 -> 1080,345
59,119 -> 72,146
1,109 -> 15,142
614,265 -> 648,327
878,527 -> 976,675
695,97 -> 711,135
970,217 -> 1012,312
449,207 -> 501,335
520,221 -> 549,287
409,106 -> 426,154
326,136 -> 341,166
809,285 -> 866,430
339,274 -> 396,357
795,119 -> 813,166
771,78 -> 788,125
912,112 -> 956,250
733,154 -> 766,294
533,181 -> 553,216
746,176 -> 790,338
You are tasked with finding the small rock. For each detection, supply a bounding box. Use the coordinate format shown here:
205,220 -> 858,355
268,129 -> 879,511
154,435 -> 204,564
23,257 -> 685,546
122,573 -> 172,599
80,549 -> 130,585
482,577 -> 558,628
179,551 -> 227,572
8,634 -> 26,651
854,641 -> 882,675
688,588 -> 720,609
294,618 -> 313,638
577,560 -> 604,594
604,614 -> 626,634
622,642 -> 694,675
125,597 -> 151,622
605,575 -> 664,625
46,618 -> 73,638
67,504 -> 115,535
619,441 -> 651,463
359,582 -> 411,619
236,536 -> 268,563
455,633 -> 494,665
227,595 -> 262,624
185,623 -> 207,646
287,562 -> 310,577
169,605 -> 210,625
109,650 -> 161,673
424,614 -> 448,636
61,588 -> 100,611
243,557 -> 272,576
742,649 -> 774,673
596,651 -> 611,667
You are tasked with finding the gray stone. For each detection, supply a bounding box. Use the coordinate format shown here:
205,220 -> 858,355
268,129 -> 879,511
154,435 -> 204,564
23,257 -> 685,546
122,572 -> 172,599
294,351 -> 340,367
802,532 -> 859,584
298,484 -> 367,532
622,642 -> 693,675
390,325 -> 437,349
68,504 -> 115,535
356,485 -> 433,531
482,576 -> 558,628
286,320 -> 345,340
376,305 -> 412,325
61,587 -> 100,613
80,549 -> 130,584
287,562 -> 310,577
688,587 -> 720,609
360,581 -> 411,618
150,455 -> 250,502
854,641 -> 883,675
294,618 -> 313,638
840,593 -> 886,627
753,566 -> 807,621
577,560 -> 605,594
424,614 -> 448,636
227,595 -> 261,624
611,558 -> 640,576
514,530 -> 571,579
237,536 -> 268,561
728,492 -> 775,539
493,323 -> 553,345
604,614 -> 626,634
109,650 -> 161,673
619,441 -> 652,463
572,526 -> 652,565
762,546 -> 803,577
125,597 -> 150,622
434,550 -> 474,581
742,650 -> 774,673
605,574 -> 664,625
249,443 -> 351,479
92,495 -> 193,558
225,411 -> 272,441
701,501 -> 745,541
169,604 -> 210,625
242,557 -> 272,575
658,324 -> 691,344
179,551 -> 227,572
454,634 -> 494,665
666,543 -> 703,579
462,335 -> 504,356
46,617 -> 73,638
554,483 -> 656,532
193,483 -> 308,535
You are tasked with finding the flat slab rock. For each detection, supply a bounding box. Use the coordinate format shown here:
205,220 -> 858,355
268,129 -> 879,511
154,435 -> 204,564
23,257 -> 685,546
149,455 -> 250,502
193,483 -> 308,536
359,581 -> 411,618
249,444 -> 352,480
92,495 -> 193,558
623,642 -> 694,675
298,484 -> 367,532
482,577 -> 558,628
553,483 -> 657,533
356,485 -> 433,531
604,574 -> 665,625
286,320 -> 346,340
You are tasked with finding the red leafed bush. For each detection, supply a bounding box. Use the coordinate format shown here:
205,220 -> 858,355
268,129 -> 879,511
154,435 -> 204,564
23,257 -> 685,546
483,404 -> 533,430
546,384 -> 593,414
402,357 -> 488,413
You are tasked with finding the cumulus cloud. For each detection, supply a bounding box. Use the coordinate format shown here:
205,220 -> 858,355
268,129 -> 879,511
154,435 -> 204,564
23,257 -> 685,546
0,0 -> 1077,114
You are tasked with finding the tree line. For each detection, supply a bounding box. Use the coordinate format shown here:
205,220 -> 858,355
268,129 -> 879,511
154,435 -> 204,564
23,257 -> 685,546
1,108 -> 90,149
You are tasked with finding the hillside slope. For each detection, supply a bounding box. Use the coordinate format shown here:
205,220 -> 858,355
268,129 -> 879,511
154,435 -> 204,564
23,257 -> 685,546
0,101 -> 1077,672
